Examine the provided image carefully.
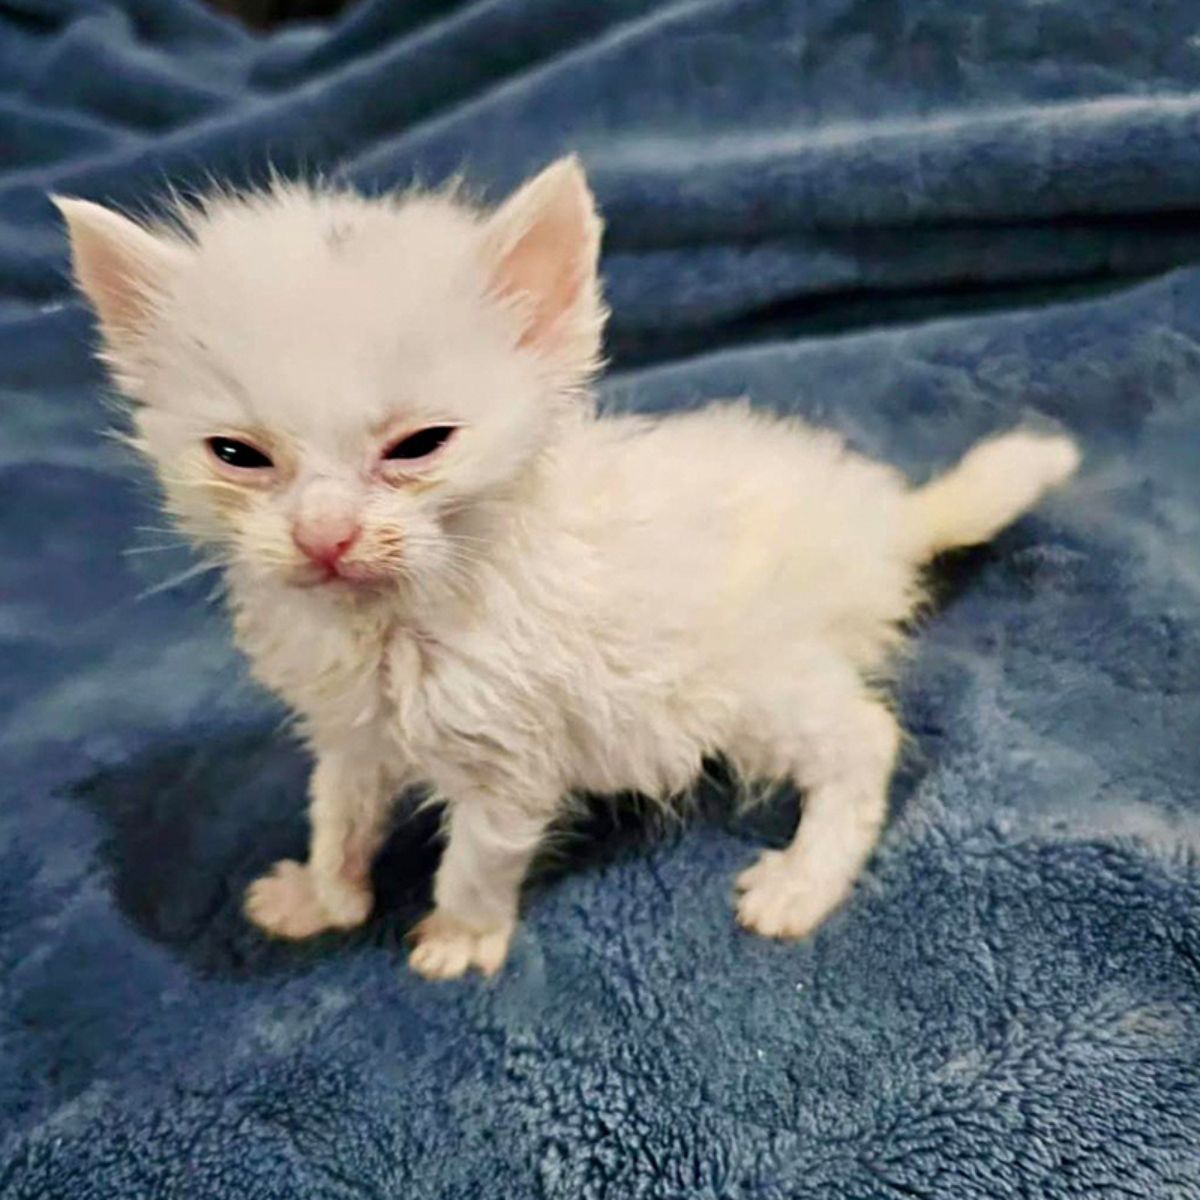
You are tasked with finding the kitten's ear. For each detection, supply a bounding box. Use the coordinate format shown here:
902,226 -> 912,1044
480,156 -> 607,380
52,197 -> 185,344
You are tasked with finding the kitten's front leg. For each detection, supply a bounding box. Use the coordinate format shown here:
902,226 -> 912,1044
246,741 -> 394,939
409,796 -> 553,980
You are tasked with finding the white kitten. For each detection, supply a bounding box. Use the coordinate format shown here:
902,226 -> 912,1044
56,158 -> 1079,980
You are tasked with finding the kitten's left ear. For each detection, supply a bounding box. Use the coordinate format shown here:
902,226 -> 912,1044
480,156 -> 607,382
52,196 -> 185,347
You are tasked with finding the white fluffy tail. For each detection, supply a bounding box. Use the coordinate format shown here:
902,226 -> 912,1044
905,430 -> 1080,559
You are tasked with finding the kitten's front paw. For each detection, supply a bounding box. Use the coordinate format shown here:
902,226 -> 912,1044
735,850 -> 843,940
408,910 -> 514,980
245,859 -> 371,939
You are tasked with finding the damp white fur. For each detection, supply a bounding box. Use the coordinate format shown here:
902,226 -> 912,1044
56,159 -> 1080,979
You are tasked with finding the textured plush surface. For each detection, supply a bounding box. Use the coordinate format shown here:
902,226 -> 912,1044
3,1 -> 1200,1195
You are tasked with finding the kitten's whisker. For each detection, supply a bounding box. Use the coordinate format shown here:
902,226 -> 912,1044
122,542 -> 191,556
205,578 -> 230,605
137,558 -> 225,600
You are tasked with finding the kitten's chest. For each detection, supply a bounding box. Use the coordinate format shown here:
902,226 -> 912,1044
378,624 -> 544,769
235,591 -> 530,755
234,591 -> 397,735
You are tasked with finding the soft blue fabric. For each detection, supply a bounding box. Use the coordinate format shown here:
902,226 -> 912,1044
3,1 -> 1200,1194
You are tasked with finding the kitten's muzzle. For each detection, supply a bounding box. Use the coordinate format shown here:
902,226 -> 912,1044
291,477 -> 364,576
292,513 -> 361,573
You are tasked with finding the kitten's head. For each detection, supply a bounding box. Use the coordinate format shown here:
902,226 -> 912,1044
56,158 -> 606,594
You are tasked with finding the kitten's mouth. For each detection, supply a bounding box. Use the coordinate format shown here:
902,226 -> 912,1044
291,561 -> 389,590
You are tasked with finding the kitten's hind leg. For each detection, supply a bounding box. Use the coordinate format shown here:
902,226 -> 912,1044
246,742 -> 394,939
735,666 -> 899,939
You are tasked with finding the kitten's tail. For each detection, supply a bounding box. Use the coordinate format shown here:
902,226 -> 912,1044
904,430 -> 1080,560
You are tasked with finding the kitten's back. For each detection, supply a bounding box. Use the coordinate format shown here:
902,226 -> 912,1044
555,404 -> 921,668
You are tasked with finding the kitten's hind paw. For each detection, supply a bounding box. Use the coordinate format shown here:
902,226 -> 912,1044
245,859 -> 371,940
408,910 -> 514,980
735,850 -> 844,940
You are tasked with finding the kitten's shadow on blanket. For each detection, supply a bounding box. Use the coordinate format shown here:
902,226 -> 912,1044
67,726 -> 761,980
70,727 -> 437,979
69,710 -> 933,981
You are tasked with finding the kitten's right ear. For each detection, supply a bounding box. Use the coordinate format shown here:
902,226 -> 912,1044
52,197 -> 185,344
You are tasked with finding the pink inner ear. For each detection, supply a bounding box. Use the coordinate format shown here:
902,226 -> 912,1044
78,234 -> 154,333
483,159 -> 601,357
492,208 -> 587,349
55,198 -> 183,341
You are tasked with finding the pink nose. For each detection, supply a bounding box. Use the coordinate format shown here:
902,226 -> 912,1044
292,516 -> 361,569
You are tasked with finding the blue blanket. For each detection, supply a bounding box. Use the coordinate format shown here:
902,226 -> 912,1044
3,1 -> 1200,1194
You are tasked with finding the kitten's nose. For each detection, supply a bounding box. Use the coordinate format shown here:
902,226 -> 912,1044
292,514 -> 361,569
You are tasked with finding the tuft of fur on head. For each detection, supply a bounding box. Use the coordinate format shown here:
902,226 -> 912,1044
54,157 -> 608,599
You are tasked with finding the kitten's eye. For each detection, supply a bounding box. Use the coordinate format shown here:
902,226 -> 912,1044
384,425 -> 457,462
207,437 -> 274,470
